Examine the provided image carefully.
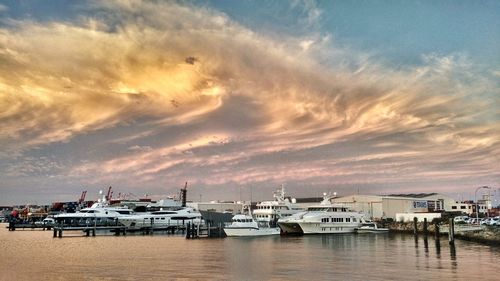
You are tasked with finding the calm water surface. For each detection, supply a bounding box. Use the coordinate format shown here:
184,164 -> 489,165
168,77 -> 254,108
0,224 -> 498,280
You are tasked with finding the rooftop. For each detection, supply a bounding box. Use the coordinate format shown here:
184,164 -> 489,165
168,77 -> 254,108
386,193 -> 438,198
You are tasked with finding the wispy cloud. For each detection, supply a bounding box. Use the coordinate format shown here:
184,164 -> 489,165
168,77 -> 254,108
0,1 -> 498,202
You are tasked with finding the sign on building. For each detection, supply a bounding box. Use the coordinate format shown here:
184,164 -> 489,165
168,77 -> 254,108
413,201 -> 428,209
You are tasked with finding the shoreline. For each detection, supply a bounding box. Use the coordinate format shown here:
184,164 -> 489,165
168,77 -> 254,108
386,221 -> 500,247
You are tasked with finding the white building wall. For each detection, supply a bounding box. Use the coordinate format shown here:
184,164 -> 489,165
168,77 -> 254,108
331,193 -> 489,220
187,202 -> 244,214
396,213 -> 441,222
381,197 -> 428,219
331,195 -> 384,219
333,195 -> 435,220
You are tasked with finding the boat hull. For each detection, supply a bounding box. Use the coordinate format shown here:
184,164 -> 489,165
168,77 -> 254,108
356,228 -> 389,234
299,222 -> 359,234
224,227 -> 280,237
277,222 -> 303,235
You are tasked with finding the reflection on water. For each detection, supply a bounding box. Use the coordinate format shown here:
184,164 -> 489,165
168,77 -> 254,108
0,224 -> 498,281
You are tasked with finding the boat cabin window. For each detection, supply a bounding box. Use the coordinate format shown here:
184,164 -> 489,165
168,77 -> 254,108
307,207 -> 329,211
346,218 -> 350,222
154,211 -> 177,215
116,210 -> 132,215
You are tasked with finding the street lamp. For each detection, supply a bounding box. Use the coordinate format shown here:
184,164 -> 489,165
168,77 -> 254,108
475,186 -> 491,224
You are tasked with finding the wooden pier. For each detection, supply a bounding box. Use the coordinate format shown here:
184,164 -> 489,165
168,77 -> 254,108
52,225 -> 128,238
50,223 -> 190,238
185,222 -> 225,239
7,222 -> 53,231
125,225 -> 187,235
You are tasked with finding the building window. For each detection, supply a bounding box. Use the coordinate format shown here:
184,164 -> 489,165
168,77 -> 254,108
452,206 -> 457,209
460,206 -> 466,209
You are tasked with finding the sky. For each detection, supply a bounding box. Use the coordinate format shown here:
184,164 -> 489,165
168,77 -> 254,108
0,0 -> 499,205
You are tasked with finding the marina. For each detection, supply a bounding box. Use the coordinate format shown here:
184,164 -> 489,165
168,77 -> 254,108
1,223 -> 499,280
1,1 -> 499,280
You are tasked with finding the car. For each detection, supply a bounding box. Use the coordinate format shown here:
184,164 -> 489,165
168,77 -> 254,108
35,217 -> 55,226
489,217 -> 499,226
453,216 -> 469,224
480,218 -> 491,225
468,218 -> 479,225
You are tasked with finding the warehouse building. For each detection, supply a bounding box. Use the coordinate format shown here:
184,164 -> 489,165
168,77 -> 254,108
330,193 -> 488,220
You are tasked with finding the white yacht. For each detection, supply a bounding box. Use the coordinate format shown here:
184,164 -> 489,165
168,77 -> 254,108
278,192 -> 364,235
54,196 -> 134,226
224,214 -> 280,237
253,185 -> 304,227
356,219 -> 389,233
117,207 -> 202,230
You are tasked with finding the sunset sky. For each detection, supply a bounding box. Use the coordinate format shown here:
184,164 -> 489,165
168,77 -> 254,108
0,0 -> 499,205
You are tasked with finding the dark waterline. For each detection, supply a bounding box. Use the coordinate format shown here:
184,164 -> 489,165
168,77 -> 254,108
0,224 -> 498,280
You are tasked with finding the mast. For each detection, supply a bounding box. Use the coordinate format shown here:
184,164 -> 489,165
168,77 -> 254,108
181,182 -> 188,207
105,186 -> 112,201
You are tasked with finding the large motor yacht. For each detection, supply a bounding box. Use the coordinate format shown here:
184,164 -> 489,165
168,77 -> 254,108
224,186 -> 303,237
278,192 -> 364,235
117,207 -> 202,230
54,193 -> 134,226
223,214 -> 280,237
253,185 -> 304,227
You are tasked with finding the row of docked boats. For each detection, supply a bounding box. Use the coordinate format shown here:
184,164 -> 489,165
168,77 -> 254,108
224,187 -> 388,237
53,191 -> 202,230
51,186 -> 386,236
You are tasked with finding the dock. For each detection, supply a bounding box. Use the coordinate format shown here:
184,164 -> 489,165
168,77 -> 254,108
7,222 -> 53,231
52,225 -> 128,238
185,222 -> 226,239
50,222 -> 192,238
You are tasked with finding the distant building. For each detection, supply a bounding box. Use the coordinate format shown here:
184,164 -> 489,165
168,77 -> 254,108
331,193 -> 488,220
187,201 -> 246,215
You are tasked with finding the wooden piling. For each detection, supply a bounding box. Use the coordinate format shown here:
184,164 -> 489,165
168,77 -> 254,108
423,218 -> 428,236
413,217 -> 418,235
435,238 -> 441,254
434,222 -> 440,239
448,218 -> 454,244
53,228 -> 57,238
58,229 -> 62,238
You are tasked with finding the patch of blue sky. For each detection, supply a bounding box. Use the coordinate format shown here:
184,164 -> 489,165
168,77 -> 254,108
204,0 -> 499,68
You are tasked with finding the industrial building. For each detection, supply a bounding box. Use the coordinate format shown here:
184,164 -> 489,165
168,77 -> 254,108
331,193 -> 489,221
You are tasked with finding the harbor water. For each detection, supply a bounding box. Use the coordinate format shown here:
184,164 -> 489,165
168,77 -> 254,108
0,224 -> 498,280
